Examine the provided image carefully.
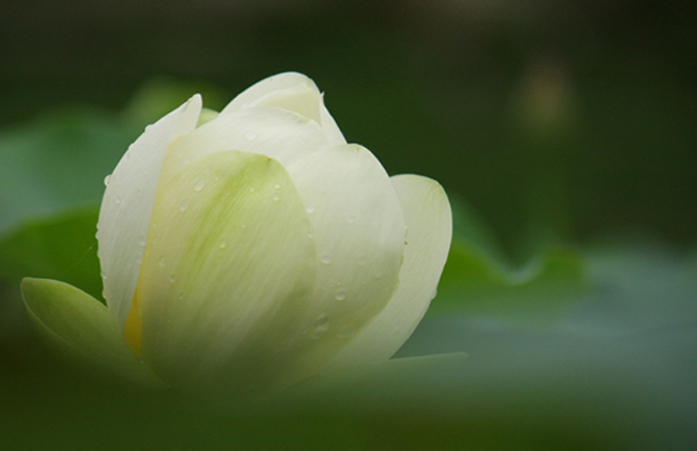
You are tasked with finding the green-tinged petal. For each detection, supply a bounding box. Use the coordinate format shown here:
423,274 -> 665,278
136,150 -> 318,398
165,106 -> 329,172
97,95 -> 202,335
222,72 -> 346,146
20,278 -> 166,388
329,175 -> 452,367
283,145 -> 405,373
196,107 -> 219,127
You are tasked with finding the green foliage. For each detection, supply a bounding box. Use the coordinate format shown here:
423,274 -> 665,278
433,195 -> 587,325
0,208 -> 102,301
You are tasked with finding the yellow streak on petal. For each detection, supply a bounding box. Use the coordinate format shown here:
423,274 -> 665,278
123,286 -> 142,357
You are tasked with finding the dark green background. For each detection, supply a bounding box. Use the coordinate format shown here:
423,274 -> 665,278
2,0 -> 695,256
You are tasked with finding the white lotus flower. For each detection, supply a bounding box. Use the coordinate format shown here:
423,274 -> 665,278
21,72 -> 452,399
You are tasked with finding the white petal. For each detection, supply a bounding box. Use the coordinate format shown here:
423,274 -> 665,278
20,278 -> 166,388
222,72 -> 322,122
222,72 -> 346,147
165,106 -> 330,171
134,150 -> 318,397
280,145 -> 405,376
97,95 -> 202,334
319,93 -> 347,147
329,174 -> 452,367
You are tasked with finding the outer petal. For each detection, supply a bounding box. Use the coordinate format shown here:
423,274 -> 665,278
329,174 -> 452,367
280,145 -> 405,376
135,150 -> 318,397
165,106 -> 330,171
97,95 -> 202,334
222,72 -> 346,146
20,278 -> 166,388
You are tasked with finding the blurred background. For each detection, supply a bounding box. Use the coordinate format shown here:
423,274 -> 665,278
1,1 -> 696,450
1,0 -> 695,256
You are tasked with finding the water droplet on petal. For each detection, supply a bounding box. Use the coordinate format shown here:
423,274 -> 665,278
179,200 -> 188,212
169,275 -> 177,283
357,255 -> 366,266
219,240 -> 227,249
346,215 -> 355,224
272,192 -> 281,201
335,289 -> 346,301
115,196 -> 121,205
320,254 -> 332,264
139,235 -> 146,246
245,132 -> 258,141
338,324 -> 356,339
305,205 -> 314,214
311,314 -> 330,339
274,183 -> 280,189
103,175 -> 111,186
193,179 -> 205,192
316,314 -> 329,329
374,271 -> 382,279
158,257 -> 166,268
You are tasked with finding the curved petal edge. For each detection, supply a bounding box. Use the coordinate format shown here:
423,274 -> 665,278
20,277 -> 167,389
328,174 -> 453,368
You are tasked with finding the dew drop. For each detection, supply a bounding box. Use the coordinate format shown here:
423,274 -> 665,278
338,324 -> 356,339
158,257 -> 166,268
245,132 -> 258,141
272,192 -> 281,201
139,235 -> 146,246
274,183 -> 281,189
357,254 -> 366,267
193,179 -> 205,192
305,205 -> 315,214
320,254 -> 332,264
219,240 -> 227,249
169,274 -> 177,283
240,223 -> 246,229
346,215 -> 355,224
103,175 -> 111,186
115,196 -> 121,205
179,200 -> 188,212
311,315 -> 330,339
374,271 -> 383,279
316,314 -> 329,329
335,289 -> 346,301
